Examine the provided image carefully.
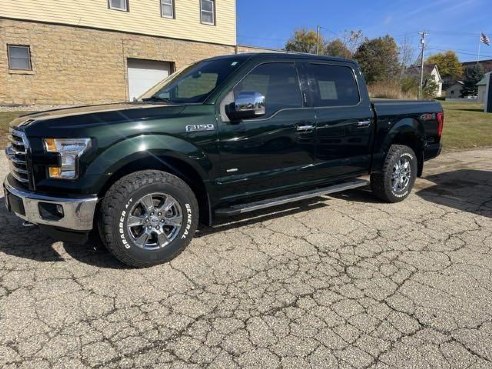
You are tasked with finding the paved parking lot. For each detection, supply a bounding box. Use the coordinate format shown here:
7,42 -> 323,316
1,149 -> 491,368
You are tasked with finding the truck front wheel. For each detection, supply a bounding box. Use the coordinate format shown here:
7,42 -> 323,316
99,170 -> 198,268
370,144 -> 417,203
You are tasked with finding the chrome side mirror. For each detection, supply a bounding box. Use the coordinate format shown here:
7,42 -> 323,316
231,91 -> 266,120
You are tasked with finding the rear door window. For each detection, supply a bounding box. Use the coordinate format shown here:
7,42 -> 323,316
308,64 -> 360,107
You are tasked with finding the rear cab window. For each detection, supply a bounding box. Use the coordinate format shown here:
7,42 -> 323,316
308,64 -> 360,107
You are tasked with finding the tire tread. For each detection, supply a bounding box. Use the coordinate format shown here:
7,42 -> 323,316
99,170 -> 198,268
370,144 -> 416,203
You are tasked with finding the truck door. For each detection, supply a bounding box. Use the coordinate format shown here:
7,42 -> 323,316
306,62 -> 374,181
216,61 -> 317,201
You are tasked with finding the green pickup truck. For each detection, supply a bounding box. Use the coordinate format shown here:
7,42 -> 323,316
4,53 -> 443,267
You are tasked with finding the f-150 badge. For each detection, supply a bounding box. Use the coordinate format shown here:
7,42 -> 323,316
186,124 -> 215,132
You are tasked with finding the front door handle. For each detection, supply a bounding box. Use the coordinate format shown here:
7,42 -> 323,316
296,124 -> 315,132
357,120 -> 372,128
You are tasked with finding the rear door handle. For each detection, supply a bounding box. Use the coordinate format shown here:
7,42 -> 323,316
357,120 -> 372,128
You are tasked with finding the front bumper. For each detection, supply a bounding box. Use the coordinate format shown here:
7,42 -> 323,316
3,175 -> 98,231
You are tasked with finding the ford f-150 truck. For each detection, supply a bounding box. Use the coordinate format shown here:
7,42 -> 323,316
4,53 -> 443,267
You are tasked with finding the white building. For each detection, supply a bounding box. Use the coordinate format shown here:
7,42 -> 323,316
405,64 -> 443,97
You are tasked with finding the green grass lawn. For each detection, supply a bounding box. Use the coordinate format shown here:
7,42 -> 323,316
1,101 -> 491,151
440,101 -> 492,151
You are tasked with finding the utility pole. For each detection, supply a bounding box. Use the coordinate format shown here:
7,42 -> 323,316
418,31 -> 428,99
316,25 -> 321,55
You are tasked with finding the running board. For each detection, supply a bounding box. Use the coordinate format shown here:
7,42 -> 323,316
215,179 -> 369,216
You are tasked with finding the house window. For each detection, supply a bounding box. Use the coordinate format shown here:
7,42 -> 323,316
161,0 -> 174,18
7,45 -> 32,71
108,0 -> 128,11
200,0 -> 215,25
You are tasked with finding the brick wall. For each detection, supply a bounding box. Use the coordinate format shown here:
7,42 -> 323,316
0,19 -> 235,105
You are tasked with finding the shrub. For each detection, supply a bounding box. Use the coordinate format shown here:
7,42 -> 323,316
368,80 -> 416,99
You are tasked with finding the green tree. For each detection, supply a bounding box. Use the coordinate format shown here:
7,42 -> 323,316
325,39 -> 352,58
426,51 -> 463,80
285,29 -> 325,54
353,35 -> 400,84
401,76 -> 419,95
461,64 -> 484,97
423,75 -> 439,99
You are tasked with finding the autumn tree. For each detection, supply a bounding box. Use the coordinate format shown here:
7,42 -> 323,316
342,30 -> 365,54
285,29 -> 325,54
353,35 -> 400,84
325,39 -> 352,58
426,51 -> 463,80
285,28 -> 364,57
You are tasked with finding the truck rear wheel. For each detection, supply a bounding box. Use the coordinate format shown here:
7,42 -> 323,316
370,144 -> 417,203
99,170 -> 198,268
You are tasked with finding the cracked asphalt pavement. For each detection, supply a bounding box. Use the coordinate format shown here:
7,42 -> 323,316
1,149 -> 491,368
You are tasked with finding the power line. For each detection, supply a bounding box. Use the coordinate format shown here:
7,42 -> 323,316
425,29 -> 492,37
427,47 -> 492,59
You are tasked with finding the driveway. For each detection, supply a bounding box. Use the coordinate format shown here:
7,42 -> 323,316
1,149 -> 491,368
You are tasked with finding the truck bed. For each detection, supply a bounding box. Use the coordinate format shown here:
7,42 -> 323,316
371,99 -> 442,116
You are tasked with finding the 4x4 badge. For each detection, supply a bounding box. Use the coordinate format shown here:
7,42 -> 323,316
186,124 -> 215,132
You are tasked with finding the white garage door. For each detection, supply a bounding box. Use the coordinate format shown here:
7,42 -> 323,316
127,59 -> 172,101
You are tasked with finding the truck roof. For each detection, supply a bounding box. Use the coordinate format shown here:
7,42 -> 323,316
207,52 -> 357,65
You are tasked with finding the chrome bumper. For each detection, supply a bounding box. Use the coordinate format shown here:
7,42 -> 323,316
3,176 -> 98,231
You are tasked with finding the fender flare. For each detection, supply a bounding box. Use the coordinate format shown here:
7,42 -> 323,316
373,118 -> 425,173
86,134 -> 213,181
85,134 -> 215,225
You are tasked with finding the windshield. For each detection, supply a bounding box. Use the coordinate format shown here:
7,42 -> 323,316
141,58 -> 246,103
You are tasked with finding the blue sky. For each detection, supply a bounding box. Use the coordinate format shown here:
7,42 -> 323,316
237,0 -> 492,62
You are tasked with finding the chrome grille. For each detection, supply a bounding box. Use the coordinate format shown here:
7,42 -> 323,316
5,128 -> 30,183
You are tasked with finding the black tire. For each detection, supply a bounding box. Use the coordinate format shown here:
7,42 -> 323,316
370,145 -> 417,203
98,170 -> 198,268
87,228 -> 107,251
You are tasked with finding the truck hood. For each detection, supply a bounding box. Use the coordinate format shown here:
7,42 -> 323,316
9,102 -> 187,131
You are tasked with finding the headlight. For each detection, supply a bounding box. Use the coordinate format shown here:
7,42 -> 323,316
43,138 -> 91,179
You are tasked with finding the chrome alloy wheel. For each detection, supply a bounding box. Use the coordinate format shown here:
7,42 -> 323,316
391,157 -> 411,193
126,193 -> 183,250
